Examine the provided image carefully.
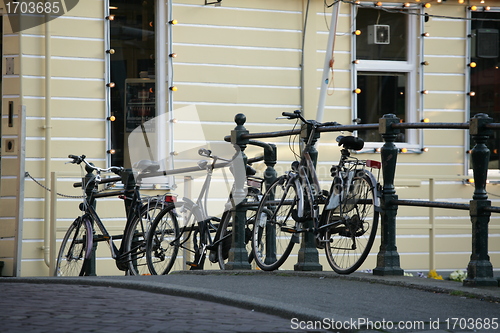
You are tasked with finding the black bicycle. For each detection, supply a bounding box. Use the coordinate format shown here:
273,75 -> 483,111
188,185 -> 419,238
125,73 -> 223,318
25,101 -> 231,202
54,155 -> 172,276
251,111 -> 381,273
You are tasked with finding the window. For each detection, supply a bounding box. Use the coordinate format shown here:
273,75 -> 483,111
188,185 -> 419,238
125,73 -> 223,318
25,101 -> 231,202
108,0 -> 156,168
470,10 -> 500,169
357,72 -> 407,142
352,4 -> 419,145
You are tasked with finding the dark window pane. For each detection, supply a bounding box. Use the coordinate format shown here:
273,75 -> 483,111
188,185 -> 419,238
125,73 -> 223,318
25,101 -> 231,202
356,8 -> 407,61
357,72 -> 406,142
109,0 -> 155,167
470,11 -> 500,169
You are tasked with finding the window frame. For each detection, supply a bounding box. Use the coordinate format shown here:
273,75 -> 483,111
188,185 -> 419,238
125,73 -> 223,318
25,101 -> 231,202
351,2 -> 422,151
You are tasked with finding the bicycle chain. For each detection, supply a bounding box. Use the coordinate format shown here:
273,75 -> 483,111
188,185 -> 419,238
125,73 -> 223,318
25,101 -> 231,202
24,171 -> 116,199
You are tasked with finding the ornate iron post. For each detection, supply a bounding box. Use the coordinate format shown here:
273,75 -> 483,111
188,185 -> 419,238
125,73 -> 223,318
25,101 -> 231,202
294,121 -> 322,271
225,113 -> 252,270
464,113 -> 497,287
83,163 -> 97,276
373,114 -> 404,276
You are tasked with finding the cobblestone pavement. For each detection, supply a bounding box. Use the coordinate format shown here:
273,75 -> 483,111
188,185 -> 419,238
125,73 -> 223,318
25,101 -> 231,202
0,283 -> 300,333
1,271 -> 499,333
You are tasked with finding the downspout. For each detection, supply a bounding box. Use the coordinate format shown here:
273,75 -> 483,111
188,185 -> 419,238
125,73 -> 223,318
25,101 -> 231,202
315,1 -> 340,122
43,16 -> 52,268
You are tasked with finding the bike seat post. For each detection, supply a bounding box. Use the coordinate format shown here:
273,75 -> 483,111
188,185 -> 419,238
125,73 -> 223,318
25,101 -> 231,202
294,121 -> 322,272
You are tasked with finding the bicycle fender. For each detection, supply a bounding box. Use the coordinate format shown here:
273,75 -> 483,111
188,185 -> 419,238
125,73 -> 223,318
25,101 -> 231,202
362,170 -> 381,209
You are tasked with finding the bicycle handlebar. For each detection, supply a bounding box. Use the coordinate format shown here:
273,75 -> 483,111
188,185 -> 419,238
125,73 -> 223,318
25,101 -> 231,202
69,154 -> 124,188
281,110 -> 341,128
68,154 -> 124,175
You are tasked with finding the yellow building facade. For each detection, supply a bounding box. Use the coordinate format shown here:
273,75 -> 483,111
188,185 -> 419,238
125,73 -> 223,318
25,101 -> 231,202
0,0 -> 499,276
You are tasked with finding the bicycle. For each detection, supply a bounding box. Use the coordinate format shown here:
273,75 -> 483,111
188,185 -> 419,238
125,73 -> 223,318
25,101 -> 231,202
251,110 -> 381,274
54,155 -> 172,276
145,149 -> 263,275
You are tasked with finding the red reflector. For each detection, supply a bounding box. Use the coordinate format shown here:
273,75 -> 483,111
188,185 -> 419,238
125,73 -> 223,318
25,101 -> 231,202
165,195 -> 177,203
366,160 -> 381,169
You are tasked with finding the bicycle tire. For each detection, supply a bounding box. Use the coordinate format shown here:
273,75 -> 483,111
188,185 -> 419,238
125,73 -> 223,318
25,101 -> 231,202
145,204 -> 180,275
123,199 -> 167,276
216,188 -> 261,270
252,176 -> 298,271
54,216 -> 93,276
324,170 -> 379,274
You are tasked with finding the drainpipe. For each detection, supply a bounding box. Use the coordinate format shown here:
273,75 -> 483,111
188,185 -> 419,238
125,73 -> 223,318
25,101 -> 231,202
43,16 -> 52,269
315,1 -> 340,122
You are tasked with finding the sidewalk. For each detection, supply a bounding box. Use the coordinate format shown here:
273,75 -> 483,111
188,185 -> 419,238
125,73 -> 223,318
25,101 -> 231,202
1,270 -> 499,332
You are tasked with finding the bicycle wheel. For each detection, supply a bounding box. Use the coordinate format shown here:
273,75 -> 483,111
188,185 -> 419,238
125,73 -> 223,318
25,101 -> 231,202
216,188 -> 261,270
54,216 -> 93,276
123,199 -> 167,275
252,176 -> 299,271
324,171 -> 379,274
146,204 -> 180,275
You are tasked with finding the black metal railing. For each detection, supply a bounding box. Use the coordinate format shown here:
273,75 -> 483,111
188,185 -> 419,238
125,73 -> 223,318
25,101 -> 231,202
224,112 -> 499,287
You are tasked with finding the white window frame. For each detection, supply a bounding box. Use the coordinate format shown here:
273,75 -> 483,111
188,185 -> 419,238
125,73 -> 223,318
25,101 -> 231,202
351,2 -> 422,151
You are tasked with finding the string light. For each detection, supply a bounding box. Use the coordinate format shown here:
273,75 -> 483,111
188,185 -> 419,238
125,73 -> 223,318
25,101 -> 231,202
469,62 -> 477,68
421,90 -> 429,94
468,91 -> 476,96
353,30 -> 362,35
106,82 -> 115,88
353,88 -> 362,94
107,116 -> 116,121
421,118 -> 430,123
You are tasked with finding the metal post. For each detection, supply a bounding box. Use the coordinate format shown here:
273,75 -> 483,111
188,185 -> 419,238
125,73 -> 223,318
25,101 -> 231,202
294,122 -> 322,271
373,114 -> 404,276
464,113 -> 497,287
83,164 -> 97,276
225,114 -> 251,270
429,178 -> 436,273
263,143 -> 277,191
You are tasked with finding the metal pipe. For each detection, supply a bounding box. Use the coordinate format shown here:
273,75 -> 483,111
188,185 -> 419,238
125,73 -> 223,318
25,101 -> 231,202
43,15 -> 52,269
392,199 -> 470,210
316,1 -> 340,122
429,178 -> 435,272
49,172 -> 57,275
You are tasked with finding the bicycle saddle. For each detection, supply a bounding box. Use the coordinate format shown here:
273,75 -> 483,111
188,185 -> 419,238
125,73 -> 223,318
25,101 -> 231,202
132,159 -> 161,173
337,135 -> 364,151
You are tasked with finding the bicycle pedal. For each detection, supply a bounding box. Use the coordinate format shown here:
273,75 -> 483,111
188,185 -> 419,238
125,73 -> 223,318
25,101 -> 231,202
186,261 -> 199,267
281,226 -> 301,233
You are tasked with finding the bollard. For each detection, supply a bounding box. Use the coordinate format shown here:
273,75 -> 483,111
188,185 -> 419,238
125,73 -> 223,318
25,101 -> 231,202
294,121 -> 322,271
464,113 -> 497,287
248,140 -> 278,191
262,143 -> 278,191
225,113 -> 252,270
83,163 -> 97,276
373,114 -> 404,276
